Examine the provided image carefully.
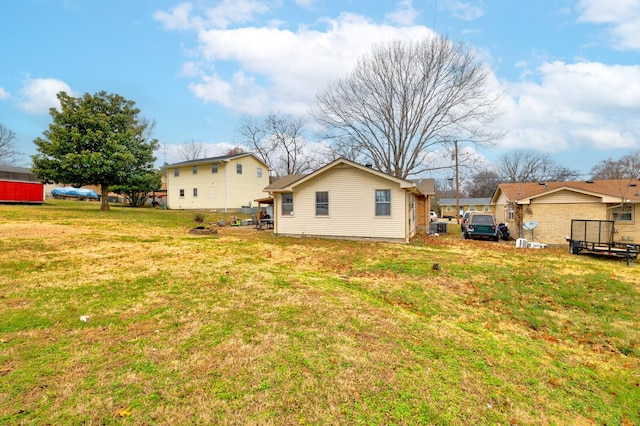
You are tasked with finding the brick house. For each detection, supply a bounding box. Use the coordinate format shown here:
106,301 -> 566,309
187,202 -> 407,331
492,179 -> 640,245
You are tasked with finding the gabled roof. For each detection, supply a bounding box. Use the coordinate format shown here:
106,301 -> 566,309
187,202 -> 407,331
0,166 -> 40,183
409,178 -> 436,195
493,179 -> 640,204
167,152 -> 268,168
439,197 -> 491,206
265,174 -> 306,191
265,158 -> 421,194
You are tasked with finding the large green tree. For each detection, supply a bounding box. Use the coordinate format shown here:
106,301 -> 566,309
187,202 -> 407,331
111,169 -> 162,207
32,91 -> 158,211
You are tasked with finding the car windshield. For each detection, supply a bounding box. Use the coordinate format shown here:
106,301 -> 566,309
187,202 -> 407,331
471,215 -> 494,224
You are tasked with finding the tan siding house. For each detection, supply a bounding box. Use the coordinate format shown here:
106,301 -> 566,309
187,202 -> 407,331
166,153 -> 270,211
492,180 -> 640,245
265,158 -> 426,243
438,197 -> 494,219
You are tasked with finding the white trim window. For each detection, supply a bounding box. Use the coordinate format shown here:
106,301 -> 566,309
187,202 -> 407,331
179,189 -> 185,198
282,193 -> 293,216
211,164 -> 218,174
612,203 -> 633,222
316,191 -> 329,216
236,164 -> 243,174
375,189 -> 391,216
192,166 -> 198,175
193,188 -> 198,197
507,205 -> 515,221
257,167 -> 262,178
174,168 -> 180,177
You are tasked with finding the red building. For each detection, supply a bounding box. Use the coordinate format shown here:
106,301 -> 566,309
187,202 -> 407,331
0,166 -> 44,204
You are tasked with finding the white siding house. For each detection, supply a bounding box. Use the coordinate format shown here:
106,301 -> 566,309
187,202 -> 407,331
265,158 -> 424,243
166,153 -> 270,211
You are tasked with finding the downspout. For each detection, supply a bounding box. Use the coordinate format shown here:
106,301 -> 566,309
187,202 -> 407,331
223,159 -> 230,213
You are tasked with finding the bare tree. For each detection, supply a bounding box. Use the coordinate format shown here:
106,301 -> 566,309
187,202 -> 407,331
314,36 -> 503,179
238,112 -> 317,178
0,123 -> 23,165
226,146 -> 246,156
498,150 -> 579,183
177,140 -> 210,162
465,169 -> 502,197
590,151 -> 640,179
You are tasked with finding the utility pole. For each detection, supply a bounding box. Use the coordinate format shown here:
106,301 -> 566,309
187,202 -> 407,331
454,140 -> 460,224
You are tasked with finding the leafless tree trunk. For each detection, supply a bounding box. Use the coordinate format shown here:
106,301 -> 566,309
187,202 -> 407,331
499,150 -> 579,183
0,123 -> 23,165
238,113 -> 317,178
177,140 -> 210,162
314,36 -> 503,179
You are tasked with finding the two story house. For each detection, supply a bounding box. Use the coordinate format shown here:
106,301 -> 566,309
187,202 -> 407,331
166,153 -> 270,211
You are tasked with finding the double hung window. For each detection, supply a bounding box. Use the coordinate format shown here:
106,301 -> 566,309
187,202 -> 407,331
316,191 -> 329,216
282,193 -> 293,215
375,189 -> 391,216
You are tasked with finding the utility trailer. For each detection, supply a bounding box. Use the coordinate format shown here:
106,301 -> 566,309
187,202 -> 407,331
568,219 -> 639,265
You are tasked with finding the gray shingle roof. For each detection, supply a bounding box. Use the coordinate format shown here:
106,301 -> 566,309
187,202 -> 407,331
439,198 -> 491,206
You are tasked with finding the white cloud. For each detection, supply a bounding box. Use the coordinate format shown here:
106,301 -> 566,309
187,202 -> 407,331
386,0 -> 420,26
439,0 -> 485,21
577,0 -> 640,50
497,61 -> 640,152
203,0 -> 269,29
154,0 -> 269,31
154,2 -> 195,31
170,12 -> 434,115
18,78 -> 73,114
0,87 -> 9,99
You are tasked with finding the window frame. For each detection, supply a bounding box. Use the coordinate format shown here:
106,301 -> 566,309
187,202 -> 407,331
193,188 -> 198,197
315,191 -> 329,216
236,164 -> 243,174
211,164 -> 218,174
179,189 -> 185,198
282,193 -> 294,216
612,203 -> 633,222
257,167 -> 262,178
174,168 -> 180,177
375,189 -> 391,217
507,205 -> 515,221
192,165 -> 198,175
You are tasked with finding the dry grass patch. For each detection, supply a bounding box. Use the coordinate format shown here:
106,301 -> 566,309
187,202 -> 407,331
1,201 -> 639,424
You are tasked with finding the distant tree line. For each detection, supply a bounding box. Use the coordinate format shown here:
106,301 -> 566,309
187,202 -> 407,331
440,149 -> 640,199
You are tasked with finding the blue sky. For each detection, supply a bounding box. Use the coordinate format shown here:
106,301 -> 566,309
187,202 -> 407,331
1,0 -> 639,179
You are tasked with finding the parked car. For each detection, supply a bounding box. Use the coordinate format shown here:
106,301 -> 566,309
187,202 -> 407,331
461,211 -> 475,232
463,214 -> 499,241
430,211 -> 438,222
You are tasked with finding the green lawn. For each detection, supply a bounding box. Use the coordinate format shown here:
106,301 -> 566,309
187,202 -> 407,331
1,200 -> 638,425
